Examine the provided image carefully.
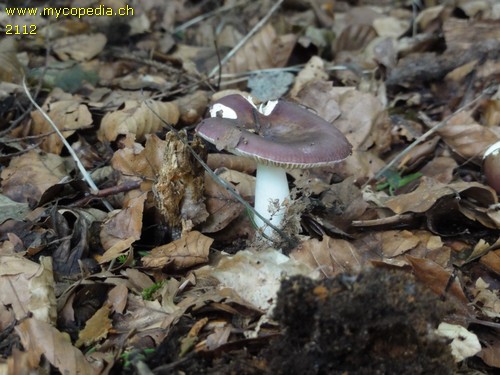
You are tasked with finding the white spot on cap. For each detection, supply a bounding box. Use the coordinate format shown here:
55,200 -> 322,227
484,141 -> 500,159
259,100 -> 279,115
210,103 -> 238,119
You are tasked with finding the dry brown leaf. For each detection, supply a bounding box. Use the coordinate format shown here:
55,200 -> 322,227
107,284 -> 128,314
295,80 -> 384,151
15,318 -> 101,374
290,56 -> 329,97
99,191 -> 147,251
385,177 -> 497,214
53,33 -> 107,61
478,341 -> 500,368
111,134 -> 166,191
0,38 -> 24,83
0,256 -> 56,323
380,230 -> 421,258
480,250 -> 500,274
471,278 -> 500,318
406,256 -> 469,304
75,304 -> 112,348
98,100 -> 179,142
30,96 -> 93,154
290,236 -> 365,278
200,174 -> 244,234
174,90 -> 209,125
437,110 -> 499,161
223,23 -> 295,74
1,150 -> 67,204
142,231 -> 212,270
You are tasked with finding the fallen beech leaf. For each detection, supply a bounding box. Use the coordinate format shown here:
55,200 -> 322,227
0,38 -> 24,83
0,256 -> 56,323
99,191 -> 147,251
30,96 -> 93,154
478,341 -> 500,368
437,110 -> 499,161
479,249 -> 500,274
98,100 -> 179,142
380,230 -> 420,257
200,174 -> 244,234
0,194 -> 30,223
1,150 -> 67,204
142,231 -> 212,270
290,56 -> 328,97
290,236 -> 365,278
174,90 -> 209,125
223,24 -> 295,74
53,33 -> 107,61
15,318 -> 101,374
196,248 -> 315,310
406,256 -> 468,304
107,284 -> 128,314
471,278 -> 500,319
75,304 -> 112,348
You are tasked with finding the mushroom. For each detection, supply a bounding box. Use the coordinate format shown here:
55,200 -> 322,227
196,94 -> 352,240
483,141 -> 500,193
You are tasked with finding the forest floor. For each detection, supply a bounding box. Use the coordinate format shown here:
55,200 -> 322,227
1,0 -> 500,374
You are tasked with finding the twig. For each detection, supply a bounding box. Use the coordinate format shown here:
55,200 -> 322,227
22,78 -> 114,212
173,3 -> 242,33
370,84 -> 497,184
208,0 -> 285,78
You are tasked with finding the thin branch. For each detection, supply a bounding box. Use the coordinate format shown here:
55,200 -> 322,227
22,78 -> 114,212
208,0 -> 285,78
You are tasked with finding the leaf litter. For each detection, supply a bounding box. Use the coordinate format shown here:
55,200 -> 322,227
1,0 -> 500,374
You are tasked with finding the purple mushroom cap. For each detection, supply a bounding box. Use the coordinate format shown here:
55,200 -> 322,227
196,94 -> 352,168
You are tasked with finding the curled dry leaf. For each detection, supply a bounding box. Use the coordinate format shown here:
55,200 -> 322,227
98,100 -> 179,142
99,191 -> 147,252
223,23 -> 296,74
1,150 -> 67,204
200,173 -> 244,234
0,38 -> 24,83
53,33 -> 107,61
290,236 -> 366,278
174,90 -> 209,125
437,110 -> 499,161
142,231 -> 212,270
0,256 -> 56,323
15,318 -> 101,374
30,97 -> 93,154
290,56 -> 328,97
75,304 -> 112,348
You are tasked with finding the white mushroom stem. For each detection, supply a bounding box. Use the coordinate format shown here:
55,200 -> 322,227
254,164 -> 290,239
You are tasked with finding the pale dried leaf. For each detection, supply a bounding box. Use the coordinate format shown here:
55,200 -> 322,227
223,24 -> 295,74
196,248 -> 316,310
0,38 -> 24,83
15,318 -> 101,374
471,278 -> 500,318
30,98 -> 93,153
1,150 -> 67,204
200,174 -> 244,233
437,110 -> 499,161
107,284 -> 128,314
98,100 -> 179,142
53,33 -> 107,61
99,191 -> 147,252
76,304 -> 112,348
142,231 -> 212,270
290,56 -> 328,97
290,236 -> 364,278
0,256 -> 56,323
